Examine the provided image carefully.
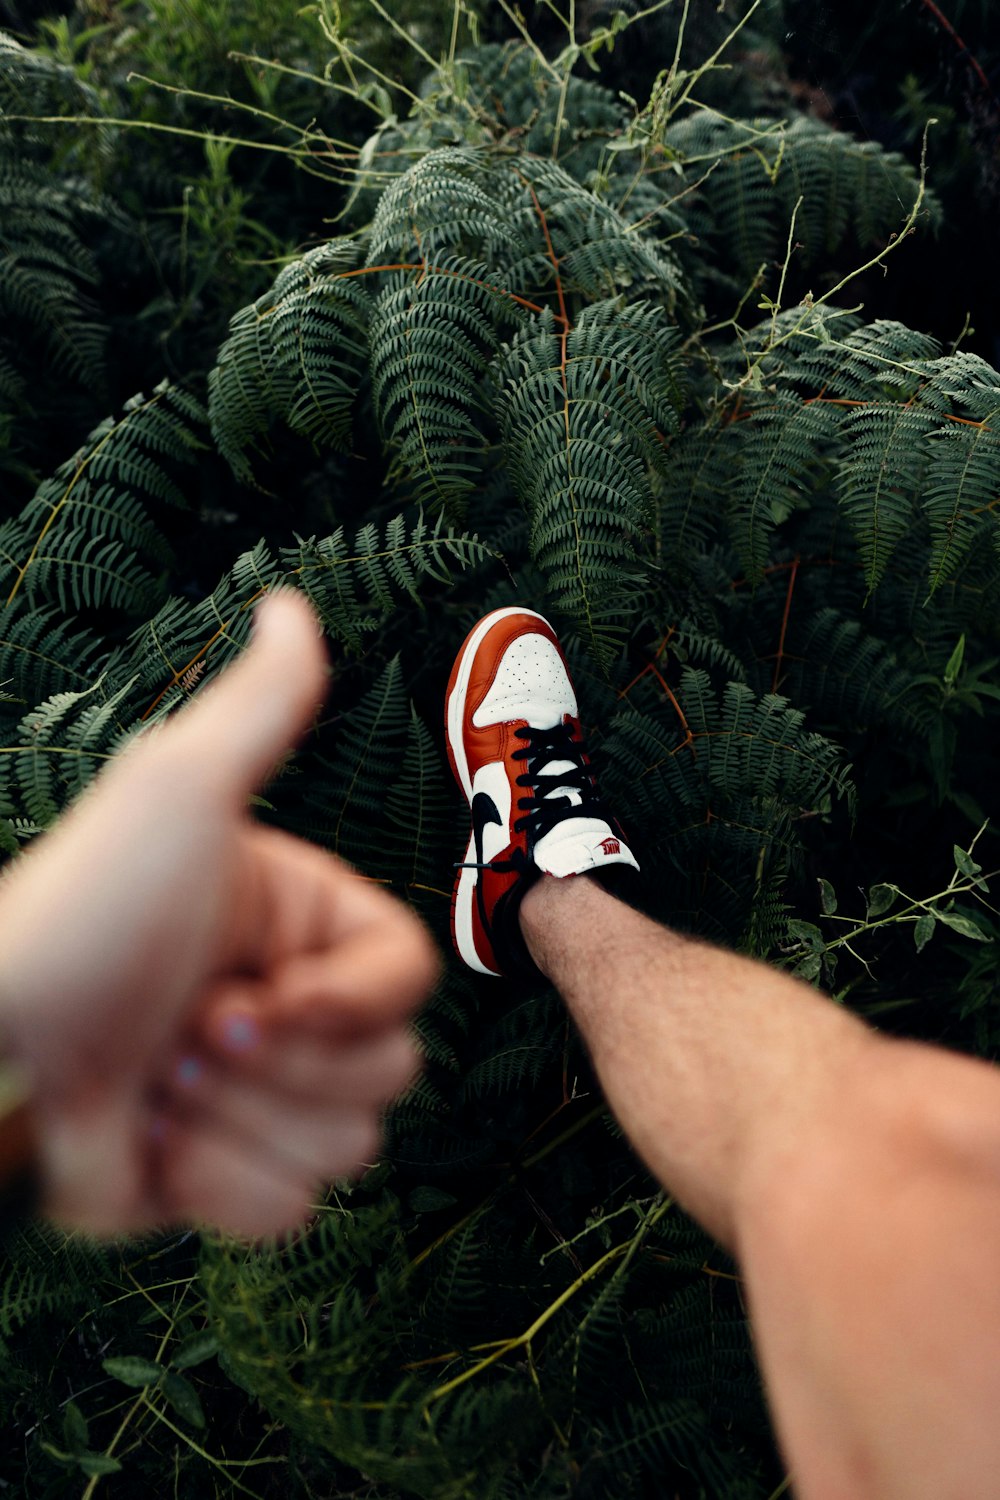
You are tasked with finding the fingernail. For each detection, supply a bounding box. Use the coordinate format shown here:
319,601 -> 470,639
176,1056 -> 203,1088
222,1015 -> 260,1052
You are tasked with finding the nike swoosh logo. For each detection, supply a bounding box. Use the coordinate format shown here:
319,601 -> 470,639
471,790 -> 504,949
472,791 -> 503,867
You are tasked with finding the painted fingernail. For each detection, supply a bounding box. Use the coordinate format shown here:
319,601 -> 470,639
222,1015 -> 260,1052
176,1056 -> 203,1088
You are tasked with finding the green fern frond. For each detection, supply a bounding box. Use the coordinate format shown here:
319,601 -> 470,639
0,382 -> 202,619
667,110 -> 937,286
383,705 -> 451,888
0,162 -> 109,384
513,154 -> 686,308
370,263 -> 498,515
407,967 -> 476,1079
209,239 -> 371,487
0,348 -> 22,408
6,671 -> 138,826
605,672 -> 853,939
453,41 -> 628,164
777,116 -> 938,258
779,315 -> 939,400
918,354 -> 1000,592
105,541 -> 282,729
303,657 -> 411,868
0,601 -> 104,712
367,145 -> 518,266
495,299 -> 684,667
0,29 -> 102,135
777,608 -> 921,735
725,393 -> 838,575
290,510 -> 496,652
652,420 -> 732,562
418,1219 -> 488,1347
836,401 -> 940,593
719,319 -> 1000,597
461,995 -> 563,1101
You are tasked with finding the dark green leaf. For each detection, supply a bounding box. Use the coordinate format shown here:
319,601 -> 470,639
913,913 -> 935,953
943,634 -> 965,687
817,878 -> 837,915
953,845 -> 982,879
359,1160 -> 392,1193
78,1454 -> 123,1477
62,1400 -> 88,1453
171,1332 -> 220,1372
102,1356 -> 163,1388
793,953 -> 823,982
161,1372 -> 206,1429
38,1442 -> 73,1468
935,909 -> 992,942
866,884 -> 896,918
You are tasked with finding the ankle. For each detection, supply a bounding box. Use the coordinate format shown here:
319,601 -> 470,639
519,870 -> 609,948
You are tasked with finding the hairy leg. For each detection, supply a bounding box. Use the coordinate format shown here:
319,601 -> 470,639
520,874 -> 1000,1500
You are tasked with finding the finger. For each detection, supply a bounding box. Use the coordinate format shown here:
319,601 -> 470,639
163,1063 -> 382,1185
155,1116 -> 321,1240
196,1016 -> 421,1104
266,917 -> 441,1039
37,1094 -> 154,1239
166,588 -> 331,799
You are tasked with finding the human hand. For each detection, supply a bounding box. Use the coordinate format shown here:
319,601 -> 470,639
0,590 -> 438,1238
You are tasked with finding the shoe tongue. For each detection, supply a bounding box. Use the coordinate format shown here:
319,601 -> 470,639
538,758 -> 582,806
534,817 -> 640,878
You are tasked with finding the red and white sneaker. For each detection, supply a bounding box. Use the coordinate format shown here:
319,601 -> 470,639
445,607 -> 639,977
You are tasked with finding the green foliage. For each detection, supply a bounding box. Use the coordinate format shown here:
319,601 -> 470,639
665,110 -> 939,286
3,1 -> 1000,1496
209,239 -> 371,487
496,298 -> 684,662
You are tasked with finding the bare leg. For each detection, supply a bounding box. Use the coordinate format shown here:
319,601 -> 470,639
520,874 -> 1000,1500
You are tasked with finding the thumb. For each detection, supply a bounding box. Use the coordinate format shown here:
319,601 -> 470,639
169,589 -> 331,798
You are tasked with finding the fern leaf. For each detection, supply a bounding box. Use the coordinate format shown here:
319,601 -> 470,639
919,354 -> 1000,592
495,299 -> 683,667
778,607 -> 922,735
370,263 -> 497,515
290,510 -> 495,653
666,110 -> 937,286
0,601 -> 104,710
0,162 -> 112,384
784,316 -> 939,401
303,658 -> 411,868
604,672 -> 853,940
836,401 -> 939,593
513,155 -> 686,307
209,239 -> 371,487
382,705 -> 451,887
0,381 -> 203,618
108,541 -> 283,730
725,394 -> 838,576
7,671 -> 138,825
367,145 -> 518,266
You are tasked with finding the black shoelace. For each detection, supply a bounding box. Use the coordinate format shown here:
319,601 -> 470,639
457,722 -> 602,874
512,722 -> 602,840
